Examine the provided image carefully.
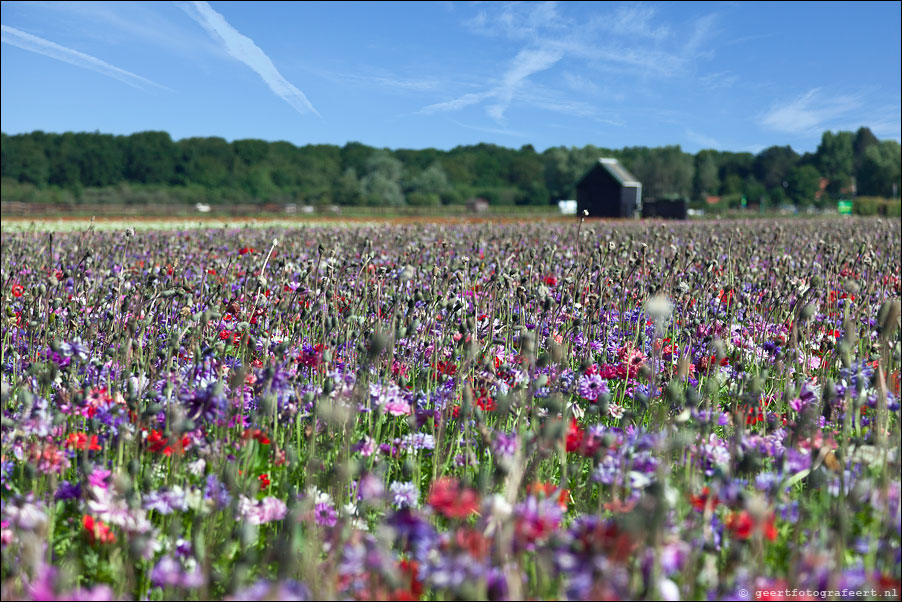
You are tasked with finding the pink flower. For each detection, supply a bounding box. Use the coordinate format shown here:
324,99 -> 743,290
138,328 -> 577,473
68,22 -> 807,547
385,399 -> 412,417
89,468 -> 112,490
238,496 -> 287,525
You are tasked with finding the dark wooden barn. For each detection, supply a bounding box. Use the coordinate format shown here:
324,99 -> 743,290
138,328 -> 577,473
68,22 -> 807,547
576,158 -> 642,218
642,198 -> 689,220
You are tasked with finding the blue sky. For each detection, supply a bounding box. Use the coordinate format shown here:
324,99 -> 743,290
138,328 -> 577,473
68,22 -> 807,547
2,1 -> 900,154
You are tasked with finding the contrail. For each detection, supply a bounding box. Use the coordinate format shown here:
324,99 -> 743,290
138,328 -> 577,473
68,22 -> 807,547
420,46 -> 563,121
182,1 -> 321,118
1,24 -> 169,90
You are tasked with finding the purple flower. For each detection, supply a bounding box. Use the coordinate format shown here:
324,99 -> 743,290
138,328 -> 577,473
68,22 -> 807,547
55,480 -> 82,501
88,468 -> 111,490
389,481 -> 419,508
400,432 -> 435,452
314,502 -> 338,527
577,374 -> 608,401
492,431 -> 518,457
204,474 -> 232,509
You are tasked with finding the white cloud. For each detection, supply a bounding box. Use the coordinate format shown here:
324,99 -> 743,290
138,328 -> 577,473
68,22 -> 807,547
606,5 -> 671,40
486,47 -> 564,120
423,3 -> 721,126
464,1 -> 568,41
450,119 -> 527,138
684,13 -> 719,55
422,91 -> 492,114
562,72 -> 602,95
181,1 -> 320,118
759,88 -> 862,134
685,129 -> 721,149
422,46 -> 563,121
1,24 -> 168,90
699,71 -> 739,90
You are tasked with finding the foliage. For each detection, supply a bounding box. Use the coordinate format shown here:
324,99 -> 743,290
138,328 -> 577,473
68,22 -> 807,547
1,128 -> 900,209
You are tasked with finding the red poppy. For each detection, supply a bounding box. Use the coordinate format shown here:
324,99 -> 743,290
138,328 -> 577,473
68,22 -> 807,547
66,432 -> 102,451
427,477 -> 480,519
11,283 -> 24,298
565,418 -> 584,453
82,515 -> 116,545
239,247 -> 255,255
527,482 -> 570,509
258,473 -> 271,490
392,559 -> 424,601
434,361 -> 457,376
242,429 -> 271,445
475,395 -> 495,412
689,487 -> 720,512
726,510 -> 777,541
544,276 -> 558,287
146,429 -> 189,456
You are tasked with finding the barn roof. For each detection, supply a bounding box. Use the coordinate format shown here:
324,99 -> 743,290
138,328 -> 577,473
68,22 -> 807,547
578,158 -> 641,187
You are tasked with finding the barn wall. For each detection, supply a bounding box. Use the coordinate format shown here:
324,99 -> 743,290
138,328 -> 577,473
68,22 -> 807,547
577,166 -> 625,218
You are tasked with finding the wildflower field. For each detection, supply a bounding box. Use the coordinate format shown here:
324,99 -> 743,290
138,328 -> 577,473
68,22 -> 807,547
1,217 -> 900,601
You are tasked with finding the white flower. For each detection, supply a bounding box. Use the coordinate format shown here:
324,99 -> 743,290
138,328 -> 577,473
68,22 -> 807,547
188,459 -> 206,477
489,494 -> 513,519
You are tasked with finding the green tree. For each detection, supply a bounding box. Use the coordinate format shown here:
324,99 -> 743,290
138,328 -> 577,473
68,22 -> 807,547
0,134 -> 50,186
853,127 -> 880,174
622,145 -> 694,199
693,151 -> 719,199
233,139 -> 270,166
361,151 -> 405,206
816,130 -> 854,196
858,141 -> 901,197
340,142 -> 375,174
75,133 -> 124,187
125,131 -> 176,184
178,137 -> 234,188
786,164 -> 822,207
406,163 -> 448,206
334,167 -> 364,206
508,145 -> 548,205
753,145 -> 798,190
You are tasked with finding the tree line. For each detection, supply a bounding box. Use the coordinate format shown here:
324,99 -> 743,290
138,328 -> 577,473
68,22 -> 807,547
1,128 -> 899,208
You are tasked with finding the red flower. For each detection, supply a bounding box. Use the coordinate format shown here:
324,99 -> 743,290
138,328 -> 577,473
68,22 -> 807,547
527,482 -> 570,509
565,418 -> 584,453
242,428 -> 271,445
391,559 -> 424,601
219,329 -> 231,341
475,395 -> 495,412
146,429 -> 189,456
11,283 -> 24,298
66,432 -> 101,451
427,477 -> 480,519
543,276 -> 558,287
689,487 -> 720,512
239,246 -> 255,255
726,510 -> 777,541
82,515 -> 116,545
258,473 -> 271,490
434,361 -> 457,376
